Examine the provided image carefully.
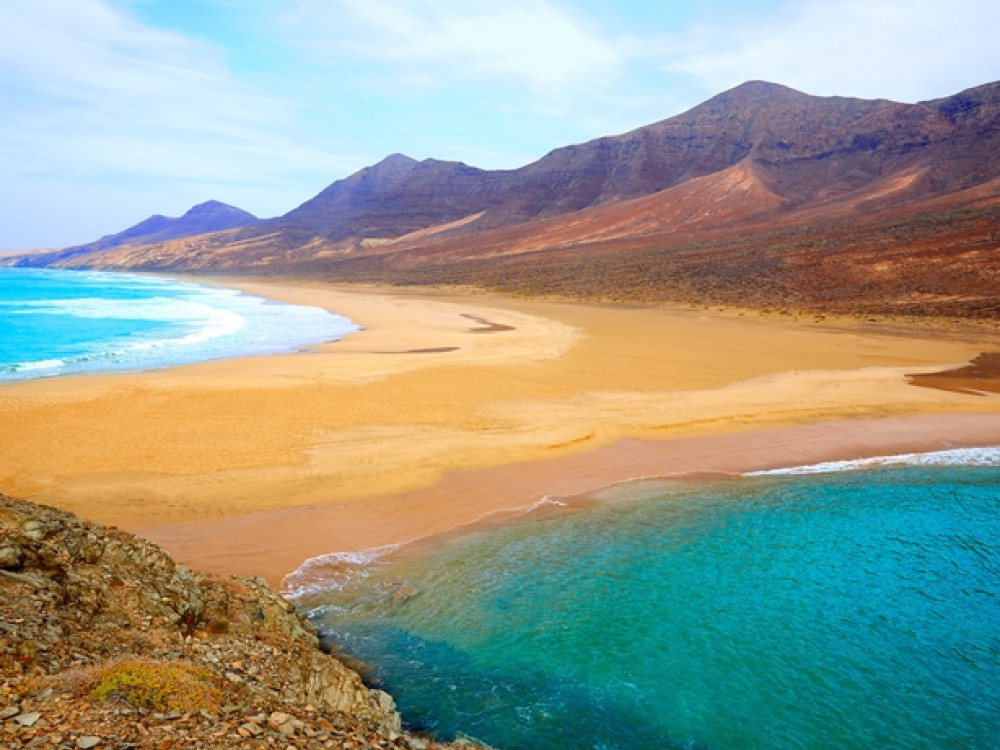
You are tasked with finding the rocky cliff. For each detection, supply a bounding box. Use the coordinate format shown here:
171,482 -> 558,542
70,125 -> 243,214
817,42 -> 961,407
0,495 -> 474,749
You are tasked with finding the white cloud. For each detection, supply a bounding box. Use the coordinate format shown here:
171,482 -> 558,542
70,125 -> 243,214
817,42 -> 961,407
4,0 -> 998,249
664,0 -> 1000,102
279,0 -> 622,91
0,0 -> 348,240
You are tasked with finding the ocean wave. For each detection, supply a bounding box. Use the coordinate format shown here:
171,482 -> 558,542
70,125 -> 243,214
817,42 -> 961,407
745,446 -> 1000,476
282,544 -> 402,601
11,348 -> 137,376
0,270 -> 358,382
12,294 -> 242,325
7,297 -> 245,375
12,358 -> 65,373
283,495 -> 575,602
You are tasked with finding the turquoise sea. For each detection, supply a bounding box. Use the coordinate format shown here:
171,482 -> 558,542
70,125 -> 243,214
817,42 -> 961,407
291,450 -> 1000,750
0,268 -> 357,381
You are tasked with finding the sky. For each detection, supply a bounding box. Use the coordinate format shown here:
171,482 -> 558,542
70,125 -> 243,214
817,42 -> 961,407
1,0 -> 998,250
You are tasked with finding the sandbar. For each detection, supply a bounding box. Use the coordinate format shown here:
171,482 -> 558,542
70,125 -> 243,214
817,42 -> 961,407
0,279 -> 998,588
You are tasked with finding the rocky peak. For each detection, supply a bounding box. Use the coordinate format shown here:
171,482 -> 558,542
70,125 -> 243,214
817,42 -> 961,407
280,153 -> 492,240
371,152 -> 419,173
182,200 -> 257,221
688,79 -> 811,115
345,153 -> 421,193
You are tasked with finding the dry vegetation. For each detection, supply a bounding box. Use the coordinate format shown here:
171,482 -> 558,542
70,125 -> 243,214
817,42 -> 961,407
297,204 -> 999,320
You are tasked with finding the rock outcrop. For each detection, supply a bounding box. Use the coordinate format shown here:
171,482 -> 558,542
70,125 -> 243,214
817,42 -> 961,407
0,495 -> 471,749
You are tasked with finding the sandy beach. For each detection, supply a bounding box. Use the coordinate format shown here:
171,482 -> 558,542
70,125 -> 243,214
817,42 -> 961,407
1,279 -> 998,588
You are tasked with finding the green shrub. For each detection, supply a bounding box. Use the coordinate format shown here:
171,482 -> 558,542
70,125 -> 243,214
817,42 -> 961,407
89,659 -> 220,712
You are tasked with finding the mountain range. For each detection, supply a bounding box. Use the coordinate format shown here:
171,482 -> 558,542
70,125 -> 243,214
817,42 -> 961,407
11,79 -> 1000,317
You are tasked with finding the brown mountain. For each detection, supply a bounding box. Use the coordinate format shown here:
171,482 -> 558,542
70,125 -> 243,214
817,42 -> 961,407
14,80 -> 1000,317
263,79 -> 1000,246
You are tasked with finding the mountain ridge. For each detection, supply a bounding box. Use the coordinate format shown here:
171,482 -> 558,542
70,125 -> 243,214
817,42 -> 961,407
208,77 -> 1000,252
8,78 -> 999,318
13,200 -> 259,268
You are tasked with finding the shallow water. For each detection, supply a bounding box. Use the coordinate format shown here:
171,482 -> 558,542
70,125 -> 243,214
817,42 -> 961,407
298,458 -> 1000,750
0,268 -> 357,381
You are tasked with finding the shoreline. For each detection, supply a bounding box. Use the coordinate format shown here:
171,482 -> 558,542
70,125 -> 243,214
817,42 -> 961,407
1,277 -> 998,589
139,412 -> 1000,590
0,269 -> 361,383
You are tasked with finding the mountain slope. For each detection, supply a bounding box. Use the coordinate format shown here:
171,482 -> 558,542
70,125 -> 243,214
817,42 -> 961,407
276,154 -> 493,242
103,200 -> 260,247
14,200 -> 259,268
157,78 -> 987,259
310,79 -> 982,239
35,79 -> 1000,263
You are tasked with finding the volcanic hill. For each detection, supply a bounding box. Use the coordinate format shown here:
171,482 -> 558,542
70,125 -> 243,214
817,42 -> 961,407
12,80 -> 1000,318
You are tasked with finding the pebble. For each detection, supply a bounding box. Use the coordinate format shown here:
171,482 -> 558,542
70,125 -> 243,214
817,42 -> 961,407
77,736 -> 102,749
239,722 -> 264,737
15,712 -> 41,727
269,711 -> 291,727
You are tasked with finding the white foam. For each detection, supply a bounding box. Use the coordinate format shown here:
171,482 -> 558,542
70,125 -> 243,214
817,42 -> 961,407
13,358 -> 65,372
282,544 -> 401,601
1,273 -> 359,382
527,495 -> 568,510
15,296 -> 243,327
745,446 -> 1000,476
283,494 -> 574,601
124,302 -> 246,349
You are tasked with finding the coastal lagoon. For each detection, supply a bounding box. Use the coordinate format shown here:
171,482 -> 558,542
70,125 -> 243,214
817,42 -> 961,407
294,452 -> 1000,750
0,268 -> 357,381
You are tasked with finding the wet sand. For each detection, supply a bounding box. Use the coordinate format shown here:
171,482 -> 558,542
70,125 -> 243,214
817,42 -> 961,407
1,279 -> 998,588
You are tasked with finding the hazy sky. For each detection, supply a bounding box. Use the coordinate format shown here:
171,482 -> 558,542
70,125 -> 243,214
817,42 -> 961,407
2,0 -> 998,249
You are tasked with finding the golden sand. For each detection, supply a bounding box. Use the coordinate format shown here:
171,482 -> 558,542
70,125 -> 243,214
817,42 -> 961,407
1,279 -> 998,587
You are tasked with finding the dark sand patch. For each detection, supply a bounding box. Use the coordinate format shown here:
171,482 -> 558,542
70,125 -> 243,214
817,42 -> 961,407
376,347 -> 461,354
462,313 -> 515,333
908,352 -> 1000,395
